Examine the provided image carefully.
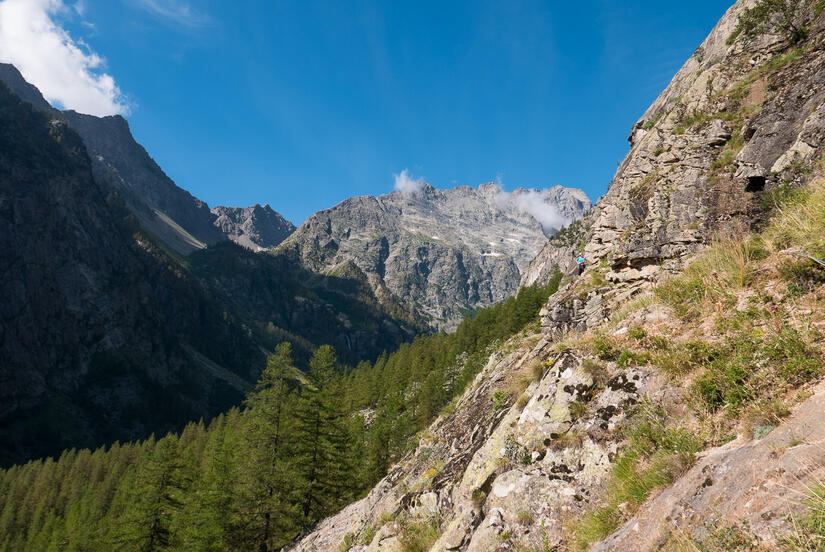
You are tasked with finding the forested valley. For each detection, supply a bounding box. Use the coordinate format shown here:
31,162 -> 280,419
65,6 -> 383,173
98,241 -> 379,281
0,275 -> 561,552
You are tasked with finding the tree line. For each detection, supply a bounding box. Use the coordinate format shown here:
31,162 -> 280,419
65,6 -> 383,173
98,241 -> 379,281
0,274 -> 561,551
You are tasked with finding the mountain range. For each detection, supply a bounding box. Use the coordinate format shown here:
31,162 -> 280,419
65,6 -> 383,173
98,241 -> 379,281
3,1 -> 825,550
0,64 -> 588,464
280,182 -> 590,329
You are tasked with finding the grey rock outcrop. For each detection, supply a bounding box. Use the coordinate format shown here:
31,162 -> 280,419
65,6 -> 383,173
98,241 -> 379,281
594,379 -> 825,551
541,0 -> 825,333
211,203 -> 296,251
280,183 -> 590,329
286,334 -> 668,552
520,213 -> 594,287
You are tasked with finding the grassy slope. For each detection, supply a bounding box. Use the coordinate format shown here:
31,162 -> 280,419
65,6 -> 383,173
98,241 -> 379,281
558,172 -> 825,550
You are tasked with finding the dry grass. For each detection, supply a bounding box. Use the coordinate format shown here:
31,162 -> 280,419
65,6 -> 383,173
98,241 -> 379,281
398,514 -> 442,552
764,177 -> 825,257
655,237 -> 767,320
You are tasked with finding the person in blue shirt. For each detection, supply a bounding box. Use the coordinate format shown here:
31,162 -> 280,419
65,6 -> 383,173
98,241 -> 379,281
576,254 -> 585,275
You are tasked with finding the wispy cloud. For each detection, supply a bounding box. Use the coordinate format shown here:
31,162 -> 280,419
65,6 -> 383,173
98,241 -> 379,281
393,169 -> 426,194
131,0 -> 211,28
494,185 -> 568,235
0,0 -> 129,116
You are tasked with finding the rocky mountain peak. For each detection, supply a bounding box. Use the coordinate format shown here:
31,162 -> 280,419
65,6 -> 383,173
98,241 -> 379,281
0,63 -> 53,113
211,203 -> 296,251
280,182 -> 590,329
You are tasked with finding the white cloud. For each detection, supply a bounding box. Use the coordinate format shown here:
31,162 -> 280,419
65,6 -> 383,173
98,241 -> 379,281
495,185 -> 569,235
394,169 -> 426,194
132,0 -> 210,27
0,0 -> 128,116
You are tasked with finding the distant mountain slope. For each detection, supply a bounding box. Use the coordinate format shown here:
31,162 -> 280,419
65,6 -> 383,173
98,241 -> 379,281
212,203 -> 296,251
0,63 -> 295,255
279,182 -> 590,329
61,109 -> 226,252
0,73 -> 420,466
0,81 -> 264,465
188,241 -> 423,366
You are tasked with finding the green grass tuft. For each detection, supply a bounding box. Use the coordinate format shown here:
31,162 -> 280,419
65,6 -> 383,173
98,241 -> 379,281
398,515 -> 442,552
569,404 -> 703,551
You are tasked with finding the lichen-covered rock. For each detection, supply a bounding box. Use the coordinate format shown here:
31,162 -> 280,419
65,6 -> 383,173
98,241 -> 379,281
287,337 -> 664,552
456,359 -> 656,552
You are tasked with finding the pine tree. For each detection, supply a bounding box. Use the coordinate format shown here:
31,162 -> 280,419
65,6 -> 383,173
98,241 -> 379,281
112,435 -> 190,551
237,342 -> 302,551
179,435 -> 239,552
294,345 -> 355,522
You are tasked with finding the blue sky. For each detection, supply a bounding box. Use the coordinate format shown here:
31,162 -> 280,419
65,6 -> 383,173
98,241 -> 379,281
2,0 -> 733,224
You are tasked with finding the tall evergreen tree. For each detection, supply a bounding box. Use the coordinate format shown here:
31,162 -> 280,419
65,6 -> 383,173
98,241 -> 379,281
295,345 -> 355,522
239,342 -> 302,551
112,435 -> 190,551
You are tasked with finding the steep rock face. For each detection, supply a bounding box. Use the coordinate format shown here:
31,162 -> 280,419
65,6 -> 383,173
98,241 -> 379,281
280,183 -> 590,329
520,213 -> 594,287
541,0 -> 825,333
0,63 -> 300,256
62,109 -> 226,253
0,83 -> 264,465
211,203 -> 296,251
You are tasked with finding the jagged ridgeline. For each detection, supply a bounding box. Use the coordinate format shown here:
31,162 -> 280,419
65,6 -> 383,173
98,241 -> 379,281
278,183 -> 590,331
0,275 -> 561,552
